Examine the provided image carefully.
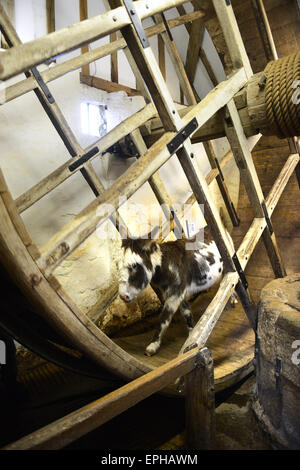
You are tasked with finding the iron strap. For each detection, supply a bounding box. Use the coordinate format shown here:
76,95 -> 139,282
232,253 -> 248,289
167,117 -> 198,154
123,0 -> 149,48
214,157 -> 225,181
69,147 -> 99,172
261,200 -> 274,235
161,12 -> 173,42
31,67 -> 55,104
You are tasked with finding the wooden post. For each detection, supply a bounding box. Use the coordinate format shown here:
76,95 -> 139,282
251,0 -> 278,62
80,0 -> 90,76
46,0 -> 55,35
110,32 -> 118,82
185,347 -> 215,450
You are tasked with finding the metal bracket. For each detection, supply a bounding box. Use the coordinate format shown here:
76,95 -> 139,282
230,202 -> 241,226
69,147 -> 99,172
214,157 -> 224,181
123,0 -> 149,48
161,12 -> 173,42
261,200 -> 274,235
31,67 -> 55,104
232,253 -> 248,290
167,118 -> 198,154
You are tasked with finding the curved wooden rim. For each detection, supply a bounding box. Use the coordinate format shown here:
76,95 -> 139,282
0,184 -> 255,394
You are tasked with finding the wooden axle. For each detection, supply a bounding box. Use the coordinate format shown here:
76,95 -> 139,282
143,69 -> 296,148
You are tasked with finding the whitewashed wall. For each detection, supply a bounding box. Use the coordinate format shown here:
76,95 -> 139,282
0,0 -> 239,319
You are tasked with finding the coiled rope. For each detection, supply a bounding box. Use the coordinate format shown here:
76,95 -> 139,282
264,53 -> 300,138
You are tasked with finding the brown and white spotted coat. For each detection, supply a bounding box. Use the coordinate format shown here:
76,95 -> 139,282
118,229 -> 234,356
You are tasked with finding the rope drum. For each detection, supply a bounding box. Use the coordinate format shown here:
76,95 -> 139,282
264,53 -> 300,138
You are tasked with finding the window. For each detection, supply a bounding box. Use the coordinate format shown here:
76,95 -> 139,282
81,102 -> 107,138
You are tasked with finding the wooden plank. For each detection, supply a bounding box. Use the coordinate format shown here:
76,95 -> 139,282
185,347 -> 215,450
212,0 -> 253,79
251,0 -> 278,61
80,0 -> 90,76
80,72 -> 140,96
2,346 -> 201,450
180,272 -> 239,354
110,32 -> 118,82
0,0 -> 191,80
0,4 -> 104,200
225,99 -> 286,278
15,103 -> 156,213
2,10 -> 205,105
153,13 -> 197,106
203,140 -> 240,227
46,0 -> 55,35
185,16 -> 205,87
158,34 -> 166,80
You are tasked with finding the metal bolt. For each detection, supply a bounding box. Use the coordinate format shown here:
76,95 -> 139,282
112,16 -> 117,22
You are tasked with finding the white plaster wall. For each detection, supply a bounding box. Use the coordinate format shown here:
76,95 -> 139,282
0,0 -> 240,319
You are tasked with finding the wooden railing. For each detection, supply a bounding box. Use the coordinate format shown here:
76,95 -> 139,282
2,346 -> 215,451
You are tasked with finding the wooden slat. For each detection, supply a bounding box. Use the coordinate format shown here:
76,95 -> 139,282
0,0 -> 191,80
110,32 -> 118,82
80,72 -> 140,96
2,10 -> 205,105
185,347 -> 215,450
153,13 -> 197,106
212,0 -> 252,79
15,103 -> 156,213
2,346 -> 201,450
46,0 -> 55,35
80,0 -> 90,76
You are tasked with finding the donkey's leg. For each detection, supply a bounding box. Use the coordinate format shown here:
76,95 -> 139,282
145,293 -> 184,356
179,300 -> 194,332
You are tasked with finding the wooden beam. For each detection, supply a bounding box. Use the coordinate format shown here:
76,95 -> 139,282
158,34 -> 166,80
153,13 -> 197,106
212,0 -> 252,79
46,0 -> 55,35
2,346 -> 202,450
0,0 -> 191,80
79,0 -> 90,76
15,103 -> 156,213
251,0 -> 278,62
185,347 -> 215,450
185,15 -> 205,87
80,72 -> 140,96
0,4 -> 104,201
3,9 -> 205,104
181,152 -> 299,354
110,32 -> 118,82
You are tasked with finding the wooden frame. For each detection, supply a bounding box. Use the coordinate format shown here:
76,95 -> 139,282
0,0 -> 299,450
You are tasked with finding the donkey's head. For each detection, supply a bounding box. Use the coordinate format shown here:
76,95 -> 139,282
118,237 -> 161,303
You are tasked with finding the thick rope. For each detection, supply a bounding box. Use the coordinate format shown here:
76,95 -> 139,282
264,53 -> 300,139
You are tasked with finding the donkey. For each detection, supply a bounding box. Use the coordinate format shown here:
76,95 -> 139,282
118,225 -> 236,356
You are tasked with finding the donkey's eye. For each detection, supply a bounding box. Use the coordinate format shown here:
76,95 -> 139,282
129,263 -> 138,273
